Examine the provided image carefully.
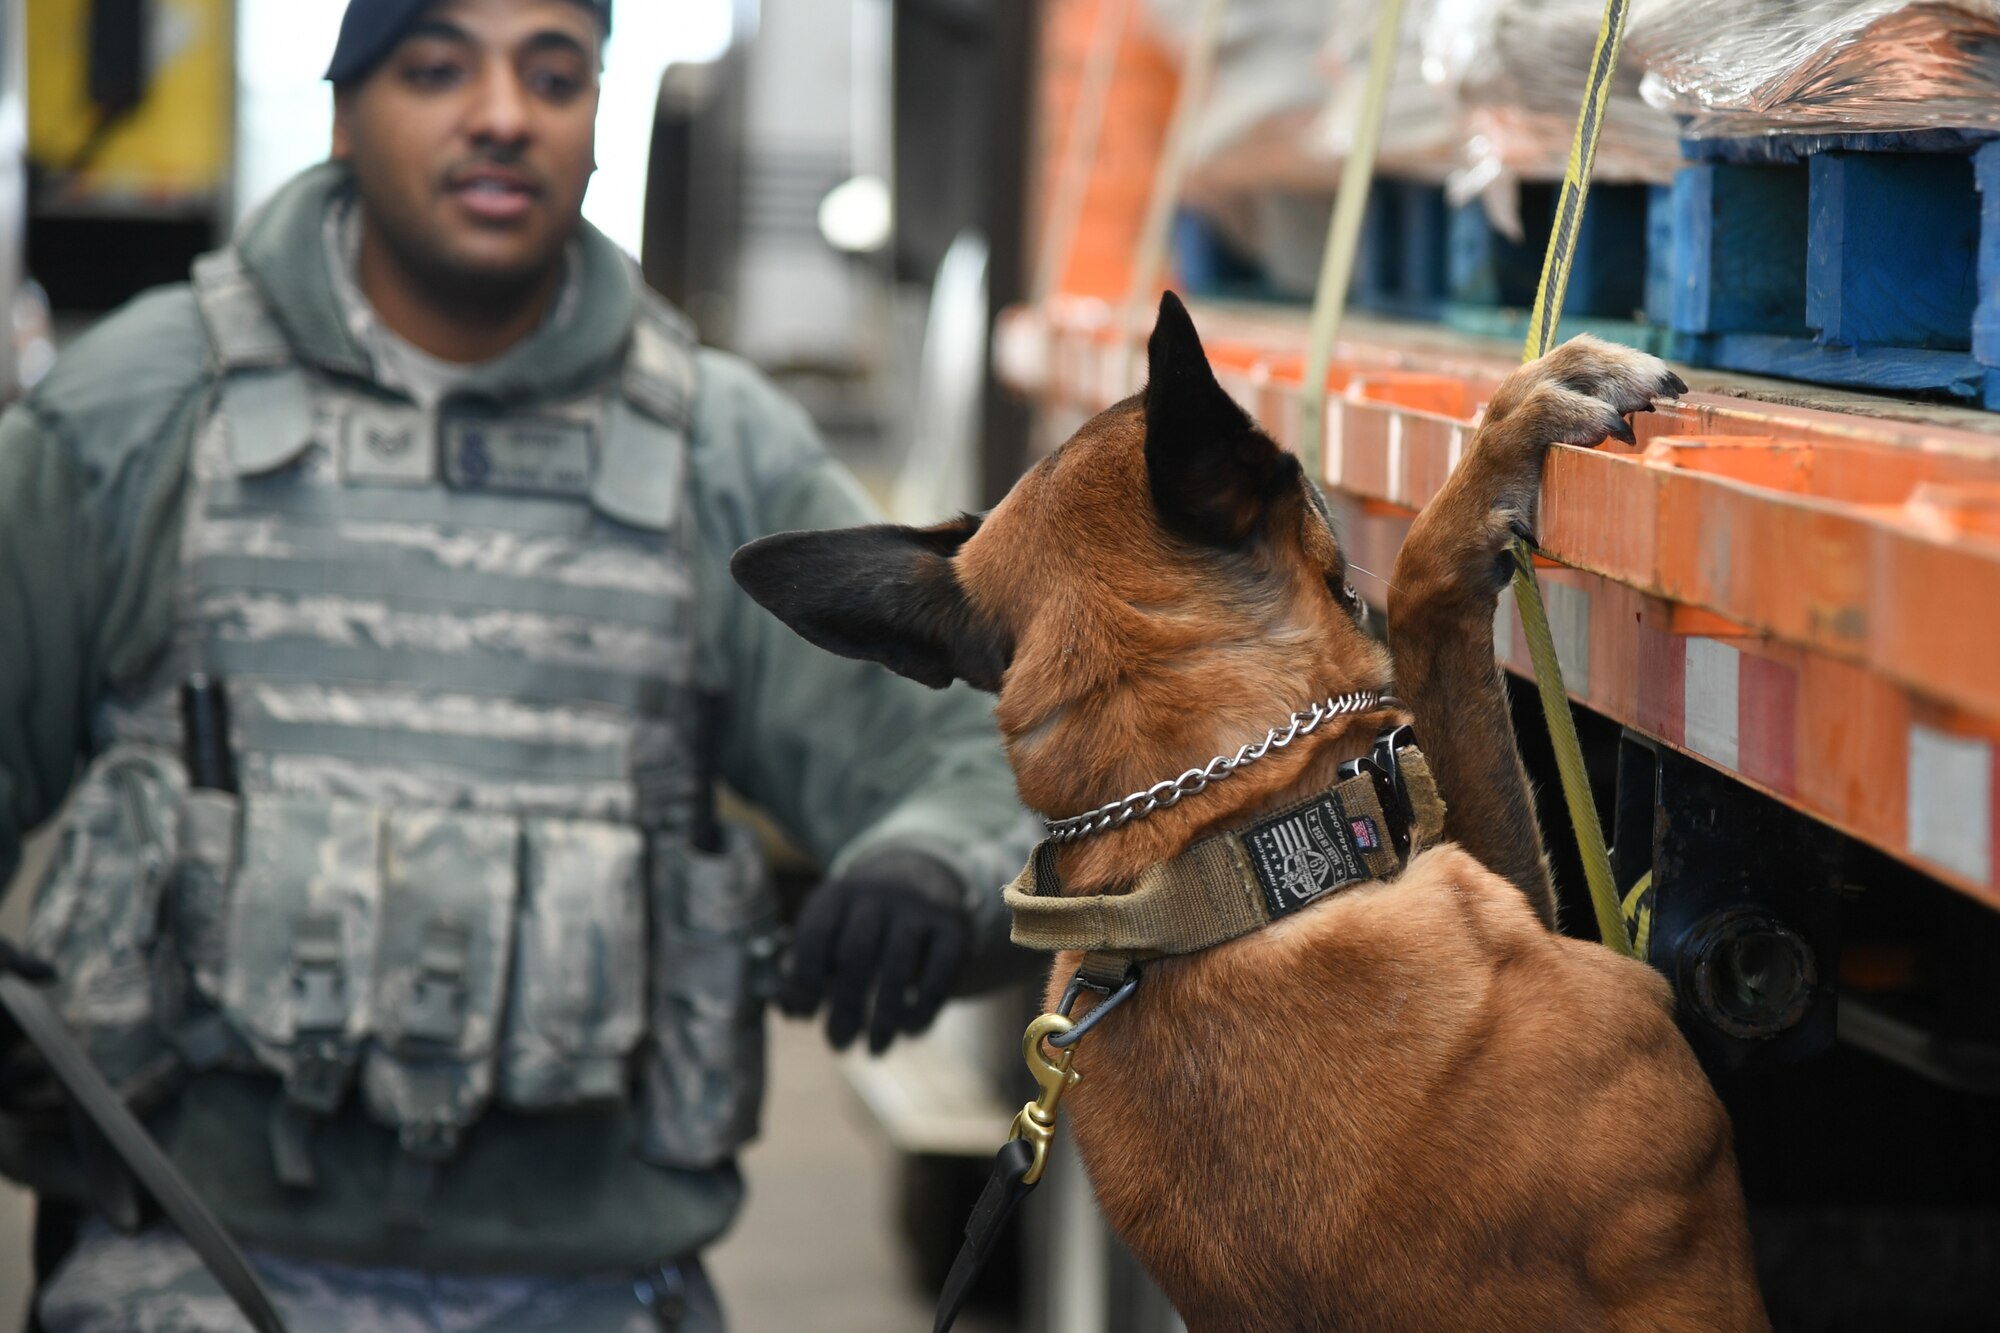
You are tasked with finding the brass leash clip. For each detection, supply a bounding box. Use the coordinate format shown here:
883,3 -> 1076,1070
1009,1013 -> 1079,1185
933,972 -> 1138,1332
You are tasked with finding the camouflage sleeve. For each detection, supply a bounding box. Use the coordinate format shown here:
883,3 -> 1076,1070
687,352 -> 1039,965
0,287 -> 206,897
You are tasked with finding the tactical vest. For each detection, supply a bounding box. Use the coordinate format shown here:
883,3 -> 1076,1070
22,251 -> 780,1223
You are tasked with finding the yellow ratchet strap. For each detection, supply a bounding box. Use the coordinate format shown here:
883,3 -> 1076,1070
1513,0 -> 1638,957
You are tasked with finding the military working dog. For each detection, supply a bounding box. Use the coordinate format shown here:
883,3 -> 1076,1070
733,293 -> 1767,1330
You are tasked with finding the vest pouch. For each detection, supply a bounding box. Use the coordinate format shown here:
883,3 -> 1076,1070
360,808 -> 521,1162
25,747 -> 188,1094
639,819 -> 781,1168
219,795 -> 384,1115
498,817 -> 647,1109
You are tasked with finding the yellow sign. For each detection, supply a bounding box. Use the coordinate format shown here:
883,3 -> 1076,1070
26,0 -> 231,208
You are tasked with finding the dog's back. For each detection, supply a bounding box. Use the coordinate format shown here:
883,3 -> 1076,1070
1060,844 -> 1764,1332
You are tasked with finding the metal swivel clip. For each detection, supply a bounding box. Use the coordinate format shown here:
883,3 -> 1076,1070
1009,1013 -> 1080,1186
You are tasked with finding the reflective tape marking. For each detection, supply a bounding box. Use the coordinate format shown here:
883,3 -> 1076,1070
1907,725 -> 1993,885
1684,638 -> 1740,771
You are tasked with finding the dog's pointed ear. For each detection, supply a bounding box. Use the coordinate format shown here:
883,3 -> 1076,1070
1144,290 -> 1300,547
730,514 -> 1011,691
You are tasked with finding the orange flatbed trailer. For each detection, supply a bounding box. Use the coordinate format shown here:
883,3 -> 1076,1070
1002,295 -> 2000,913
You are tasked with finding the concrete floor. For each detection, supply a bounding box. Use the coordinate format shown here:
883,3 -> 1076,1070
709,1018 -> 1012,1333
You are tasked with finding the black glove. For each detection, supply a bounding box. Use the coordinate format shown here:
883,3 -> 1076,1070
780,850 -> 971,1055
0,938 -> 58,1109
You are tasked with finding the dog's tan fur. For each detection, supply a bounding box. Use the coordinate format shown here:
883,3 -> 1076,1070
734,295 -> 1767,1330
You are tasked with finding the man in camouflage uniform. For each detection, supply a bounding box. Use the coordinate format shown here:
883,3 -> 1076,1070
0,1 -> 1036,1327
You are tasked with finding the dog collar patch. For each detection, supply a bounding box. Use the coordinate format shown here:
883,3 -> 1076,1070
1244,791 -> 1378,917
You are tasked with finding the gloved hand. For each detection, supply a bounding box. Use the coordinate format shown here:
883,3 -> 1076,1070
780,850 -> 972,1055
0,938 -> 58,1109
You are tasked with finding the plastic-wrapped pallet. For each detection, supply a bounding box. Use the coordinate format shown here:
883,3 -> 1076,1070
1143,0 -> 1460,295
1140,0 -> 1685,288
1627,0 -> 2000,139
1143,0 -> 1352,298
1141,0 -> 1458,188
1421,0 -> 1683,188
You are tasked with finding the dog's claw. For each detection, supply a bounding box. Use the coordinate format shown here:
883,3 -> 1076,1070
1608,417 -> 1638,446
1665,371 -> 1689,398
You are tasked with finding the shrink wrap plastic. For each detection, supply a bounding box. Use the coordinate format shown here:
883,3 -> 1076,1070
1142,0 -> 1684,199
1626,1 -> 2000,139
1320,0 -> 1475,181
1419,0 -> 1681,187
1138,0 -> 2000,282
1142,0 -> 2000,196
1142,0 -> 1346,192
1141,0 -> 1351,289
1141,0 -> 1460,188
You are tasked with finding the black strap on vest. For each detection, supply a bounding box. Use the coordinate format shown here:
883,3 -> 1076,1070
933,1136 -> 1037,1333
0,972 -> 291,1333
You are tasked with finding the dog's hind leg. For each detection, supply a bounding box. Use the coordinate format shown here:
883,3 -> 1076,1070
1384,336 -> 1684,927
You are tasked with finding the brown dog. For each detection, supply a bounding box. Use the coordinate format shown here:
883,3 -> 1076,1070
733,293 -> 1767,1331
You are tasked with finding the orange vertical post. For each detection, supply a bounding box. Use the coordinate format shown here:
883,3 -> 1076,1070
1033,0 -> 1179,302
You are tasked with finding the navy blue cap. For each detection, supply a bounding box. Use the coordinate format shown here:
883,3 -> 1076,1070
325,0 -> 612,85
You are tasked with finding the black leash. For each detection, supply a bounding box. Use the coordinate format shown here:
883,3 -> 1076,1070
931,1137 -> 1038,1333
931,969 -> 1140,1333
0,971 -> 291,1333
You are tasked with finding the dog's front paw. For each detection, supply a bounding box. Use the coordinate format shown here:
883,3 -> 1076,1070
1468,336 -> 1686,545
1534,334 -> 1686,422
1396,337 -> 1687,608
1488,335 -> 1686,459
